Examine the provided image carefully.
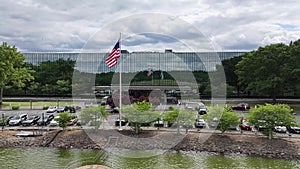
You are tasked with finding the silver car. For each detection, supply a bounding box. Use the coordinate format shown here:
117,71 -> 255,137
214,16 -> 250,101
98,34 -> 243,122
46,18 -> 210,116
8,114 -> 28,126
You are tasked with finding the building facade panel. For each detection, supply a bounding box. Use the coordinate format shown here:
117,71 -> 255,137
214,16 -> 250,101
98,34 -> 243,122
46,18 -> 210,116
23,51 -> 245,73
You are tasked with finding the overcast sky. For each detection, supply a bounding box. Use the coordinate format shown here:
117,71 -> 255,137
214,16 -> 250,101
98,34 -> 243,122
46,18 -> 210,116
1,0 -> 300,52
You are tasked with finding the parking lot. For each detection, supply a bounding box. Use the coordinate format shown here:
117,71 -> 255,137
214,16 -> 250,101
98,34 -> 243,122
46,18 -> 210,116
1,102 -> 300,139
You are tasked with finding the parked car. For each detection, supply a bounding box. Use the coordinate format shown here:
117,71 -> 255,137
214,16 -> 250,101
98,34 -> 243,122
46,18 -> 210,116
37,114 -> 55,126
115,117 -> 128,126
22,115 -> 40,126
273,126 -> 287,133
49,116 -> 60,126
154,120 -> 164,127
8,114 -> 28,126
198,105 -> 208,115
254,120 -> 267,131
100,96 -> 110,106
68,106 -> 76,113
67,115 -> 78,126
231,103 -> 250,111
195,119 -> 207,128
287,126 -> 300,134
46,106 -> 58,113
56,106 -> 69,113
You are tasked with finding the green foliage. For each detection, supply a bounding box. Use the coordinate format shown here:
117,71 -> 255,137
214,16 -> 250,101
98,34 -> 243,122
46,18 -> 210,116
43,105 -> 49,110
222,56 -> 242,88
164,107 -> 197,133
122,101 -> 160,134
0,42 -> 34,104
286,40 -> 300,96
132,101 -> 152,112
217,109 -> 239,133
163,106 -> 179,123
236,43 -> 299,100
203,106 -> 223,127
80,105 -> 109,129
0,116 -> 9,126
177,109 -> 197,127
56,112 -> 73,130
203,106 -> 239,133
11,105 -> 19,110
248,104 -> 296,139
28,58 -> 75,95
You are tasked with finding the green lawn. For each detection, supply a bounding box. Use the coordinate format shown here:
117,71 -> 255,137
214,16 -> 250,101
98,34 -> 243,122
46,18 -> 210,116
1,101 -> 80,109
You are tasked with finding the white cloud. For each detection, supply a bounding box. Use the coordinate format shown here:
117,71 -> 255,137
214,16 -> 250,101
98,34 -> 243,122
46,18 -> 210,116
0,0 -> 299,52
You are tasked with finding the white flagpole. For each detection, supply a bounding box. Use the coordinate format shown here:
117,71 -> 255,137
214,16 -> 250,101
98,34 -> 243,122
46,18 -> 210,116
119,32 -> 122,130
151,70 -> 153,85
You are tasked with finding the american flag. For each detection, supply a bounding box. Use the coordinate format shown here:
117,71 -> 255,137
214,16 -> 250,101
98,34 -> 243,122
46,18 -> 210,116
147,69 -> 153,76
106,40 -> 120,68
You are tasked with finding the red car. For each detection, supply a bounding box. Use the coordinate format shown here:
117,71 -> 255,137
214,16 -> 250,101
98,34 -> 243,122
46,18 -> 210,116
239,118 -> 252,131
231,103 -> 250,111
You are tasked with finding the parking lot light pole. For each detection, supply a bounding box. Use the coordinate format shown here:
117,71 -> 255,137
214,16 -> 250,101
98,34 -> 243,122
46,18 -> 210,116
42,113 -> 44,127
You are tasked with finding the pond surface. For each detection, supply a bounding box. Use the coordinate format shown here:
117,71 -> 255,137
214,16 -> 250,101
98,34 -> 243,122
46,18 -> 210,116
0,147 -> 299,169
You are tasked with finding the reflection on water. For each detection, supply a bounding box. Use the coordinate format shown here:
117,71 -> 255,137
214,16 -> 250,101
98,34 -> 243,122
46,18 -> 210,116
0,147 -> 299,169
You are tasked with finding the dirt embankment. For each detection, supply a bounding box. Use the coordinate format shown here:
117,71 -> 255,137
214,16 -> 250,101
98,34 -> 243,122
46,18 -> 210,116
0,129 -> 299,160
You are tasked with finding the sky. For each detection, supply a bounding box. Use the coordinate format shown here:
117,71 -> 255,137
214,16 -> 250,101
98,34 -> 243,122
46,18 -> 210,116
1,0 -> 300,52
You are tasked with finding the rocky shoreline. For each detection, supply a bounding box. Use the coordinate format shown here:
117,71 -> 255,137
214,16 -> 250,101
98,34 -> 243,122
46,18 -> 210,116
0,129 -> 299,160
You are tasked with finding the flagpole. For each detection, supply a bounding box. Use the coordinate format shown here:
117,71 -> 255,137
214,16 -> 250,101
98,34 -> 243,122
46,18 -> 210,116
152,70 -> 153,85
119,32 -> 122,130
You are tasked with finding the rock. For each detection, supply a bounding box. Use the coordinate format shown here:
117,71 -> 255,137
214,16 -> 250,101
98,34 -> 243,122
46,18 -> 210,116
76,165 -> 110,169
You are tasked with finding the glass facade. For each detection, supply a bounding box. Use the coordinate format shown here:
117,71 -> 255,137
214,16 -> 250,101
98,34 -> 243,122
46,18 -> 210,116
23,51 -> 245,73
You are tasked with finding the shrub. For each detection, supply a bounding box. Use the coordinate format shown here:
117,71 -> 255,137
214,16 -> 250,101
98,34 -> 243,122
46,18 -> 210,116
12,105 -> 19,110
43,105 -> 49,110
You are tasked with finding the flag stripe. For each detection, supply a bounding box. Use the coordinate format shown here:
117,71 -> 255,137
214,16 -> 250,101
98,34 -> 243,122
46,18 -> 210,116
106,40 -> 120,68
147,69 -> 153,76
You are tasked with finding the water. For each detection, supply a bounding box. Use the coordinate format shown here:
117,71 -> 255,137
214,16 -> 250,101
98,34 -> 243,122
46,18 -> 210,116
0,147 -> 299,169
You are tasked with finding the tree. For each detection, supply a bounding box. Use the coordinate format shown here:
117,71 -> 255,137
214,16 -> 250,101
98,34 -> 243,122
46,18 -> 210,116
217,109 -> 240,134
0,42 -> 34,105
80,105 -> 109,129
163,106 -> 179,127
248,104 -> 296,139
122,101 -> 160,134
286,40 -> 300,96
236,43 -> 290,102
176,109 -> 197,133
30,58 -> 75,95
56,112 -> 73,130
163,106 -> 197,133
221,56 -> 244,96
203,106 -> 240,134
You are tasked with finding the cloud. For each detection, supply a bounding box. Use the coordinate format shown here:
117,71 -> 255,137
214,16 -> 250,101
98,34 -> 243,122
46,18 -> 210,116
0,0 -> 299,52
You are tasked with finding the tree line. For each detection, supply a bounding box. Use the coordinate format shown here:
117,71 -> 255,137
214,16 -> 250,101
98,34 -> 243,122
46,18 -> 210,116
223,39 -> 300,101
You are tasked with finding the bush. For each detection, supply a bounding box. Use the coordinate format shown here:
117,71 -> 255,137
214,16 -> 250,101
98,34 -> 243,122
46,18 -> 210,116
43,105 -> 49,110
12,105 -> 19,110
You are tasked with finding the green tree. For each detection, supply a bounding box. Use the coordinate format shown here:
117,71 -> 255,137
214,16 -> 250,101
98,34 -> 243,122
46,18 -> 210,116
0,42 -> 34,105
177,109 -> 197,133
80,105 -> 109,129
236,43 -> 290,102
56,112 -> 73,130
122,101 -> 160,134
203,106 -> 239,134
217,109 -> 239,134
164,106 -> 197,133
30,58 -> 75,95
286,40 -> 300,96
248,104 -> 296,139
163,106 -> 179,126
222,56 -> 244,96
